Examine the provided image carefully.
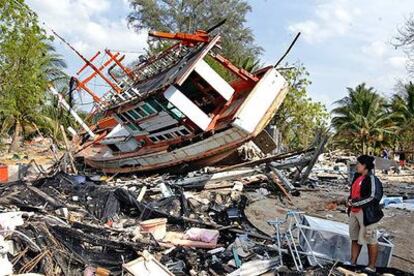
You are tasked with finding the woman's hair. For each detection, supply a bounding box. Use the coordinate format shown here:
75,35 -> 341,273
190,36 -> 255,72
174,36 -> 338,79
357,155 -> 375,170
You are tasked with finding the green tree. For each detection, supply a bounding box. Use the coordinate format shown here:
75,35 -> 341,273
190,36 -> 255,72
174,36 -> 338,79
127,0 -> 262,63
391,81 -> 414,151
272,64 -> 329,149
234,56 -> 261,73
42,44 -> 68,89
0,0 -> 67,152
331,83 -> 398,154
37,89 -> 87,143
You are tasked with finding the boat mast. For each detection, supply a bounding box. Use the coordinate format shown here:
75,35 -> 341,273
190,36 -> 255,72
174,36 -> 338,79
48,85 -> 96,139
51,30 -> 123,98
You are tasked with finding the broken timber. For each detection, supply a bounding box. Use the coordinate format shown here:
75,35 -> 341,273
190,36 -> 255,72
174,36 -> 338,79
268,171 -> 295,205
213,147 -> 315,173
297,133 -> 329,186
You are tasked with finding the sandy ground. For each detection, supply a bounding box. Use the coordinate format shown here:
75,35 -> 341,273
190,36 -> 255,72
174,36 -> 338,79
0,152 -> 56,166
288,170 -> 414,272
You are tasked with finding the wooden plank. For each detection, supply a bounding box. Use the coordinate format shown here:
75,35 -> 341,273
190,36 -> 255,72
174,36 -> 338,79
60,125 -> 78,174
268,172 -> 295,206
270,167 -> 296,191
175,35 -> 221,86
27,185 -> 62,208
174,168 -> 259,186
212,147 -> 315,173
271,156 -> 312,170
252,129 -> 277,154
194,59 -> 234,100
297,133 -> 328,186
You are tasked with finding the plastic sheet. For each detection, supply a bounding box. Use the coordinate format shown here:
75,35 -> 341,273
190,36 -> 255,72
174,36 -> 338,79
0,236 -> 13,276
0,212 -> 25,232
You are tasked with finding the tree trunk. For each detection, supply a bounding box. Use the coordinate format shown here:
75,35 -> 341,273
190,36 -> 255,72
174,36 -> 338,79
9,120 -> 22,153
362,140 -> 367,155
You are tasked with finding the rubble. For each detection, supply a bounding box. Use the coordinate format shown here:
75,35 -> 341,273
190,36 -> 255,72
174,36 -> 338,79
0,141 -> 413,275
0,3 -> 412,275
123,250 -> 174,276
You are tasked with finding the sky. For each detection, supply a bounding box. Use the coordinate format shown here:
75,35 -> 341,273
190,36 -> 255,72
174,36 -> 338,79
27,0 -> 413,110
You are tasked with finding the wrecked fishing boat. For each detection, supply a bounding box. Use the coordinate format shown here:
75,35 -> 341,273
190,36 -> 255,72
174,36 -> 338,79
54,26 -> 289,173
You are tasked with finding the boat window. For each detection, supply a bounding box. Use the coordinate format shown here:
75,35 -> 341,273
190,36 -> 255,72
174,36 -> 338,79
164,133 -> 174,139
137,140 -> 145,147
118,114 -> 129,123
122,112 -> 135,122
153,95 -> 187,121
141,103 -> 157,114
180,128 -> 190,135
156,135 -> 166,141
127,109 -> 141,120
149,136 -> 158,143
134,106 -> 147,117
149,126 -> 191,143
148,99 -> 164,112
165,103 -> 184,120
126,123 -> 141,132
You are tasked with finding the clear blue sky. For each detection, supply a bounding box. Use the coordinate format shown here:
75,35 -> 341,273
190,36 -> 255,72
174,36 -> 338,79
28,0 -> 412,110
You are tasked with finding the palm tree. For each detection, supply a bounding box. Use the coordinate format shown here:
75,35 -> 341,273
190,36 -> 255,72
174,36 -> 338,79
0,2 -> 70,152
391,81 -> 414,151
42,44 -> 68,89
3,44 -> 69,152
234,56 -> 261,72
34,44 -> 76,143
331,83 -> 398,154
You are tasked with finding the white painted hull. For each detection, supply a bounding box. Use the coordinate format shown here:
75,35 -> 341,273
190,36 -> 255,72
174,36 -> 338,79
84,68 -> 288,173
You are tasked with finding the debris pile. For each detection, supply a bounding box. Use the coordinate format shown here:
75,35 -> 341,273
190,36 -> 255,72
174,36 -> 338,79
0,143 -> 412,275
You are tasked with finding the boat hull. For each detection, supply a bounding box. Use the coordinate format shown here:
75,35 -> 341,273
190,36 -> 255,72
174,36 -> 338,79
82,68 -> 289,174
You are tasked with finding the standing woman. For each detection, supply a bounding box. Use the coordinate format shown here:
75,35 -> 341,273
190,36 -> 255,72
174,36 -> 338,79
348,155 -> 384,273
